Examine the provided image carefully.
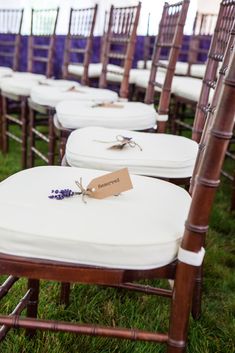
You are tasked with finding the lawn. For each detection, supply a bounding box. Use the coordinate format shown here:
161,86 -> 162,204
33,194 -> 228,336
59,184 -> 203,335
0,139 -> 234,353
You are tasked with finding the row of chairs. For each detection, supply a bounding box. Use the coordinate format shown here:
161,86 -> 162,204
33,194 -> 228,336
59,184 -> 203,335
1,1 -> 235,211
0,1 -> 234,351
0,6 -> 217,81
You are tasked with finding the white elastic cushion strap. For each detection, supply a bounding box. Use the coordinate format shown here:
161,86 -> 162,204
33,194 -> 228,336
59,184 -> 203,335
178,247 -> 205,266
157,114 -> 168,122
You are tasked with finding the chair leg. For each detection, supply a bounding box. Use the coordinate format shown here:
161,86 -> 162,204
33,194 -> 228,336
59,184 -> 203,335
21,98 -> 28,169
60,282 -> 70,307
26,279 -> 40,338
48,112 -> 55,165
230,175 -> 235,211
59,131 -> 67,163
191,266 -> 202,320
28,107 -> 36,168
2,96 -> 9,154
167,262 -> 198,353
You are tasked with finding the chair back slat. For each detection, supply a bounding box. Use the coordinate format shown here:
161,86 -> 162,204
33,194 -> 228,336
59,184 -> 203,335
0,9 -> 24,71
63,5 -> 98,85
27,8 -> 59,78
190,25 -> 235,193
192,0 -> 235,142
99,3 -> 141,98
144,0 -> 189,130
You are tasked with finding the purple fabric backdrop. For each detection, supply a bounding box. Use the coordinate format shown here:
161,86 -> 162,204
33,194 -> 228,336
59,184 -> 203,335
0,35 -> 211,79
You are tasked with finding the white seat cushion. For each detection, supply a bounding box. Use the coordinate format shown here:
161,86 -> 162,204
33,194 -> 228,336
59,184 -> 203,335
56,101 -> 157,130
190,64 -> 206,78
0,66 -> 13,78
30,85 -> 119,107
38,79 -> 80,89
1,77 -> 41,96
137,60 -> 152,70
172,76 -> 203,102
134,70 -> 166,91
68,63 -> 102,78
0,166 -> 191,269
136,61 -> 189,76
12,72 -> 46,81
66,127 -> 198,178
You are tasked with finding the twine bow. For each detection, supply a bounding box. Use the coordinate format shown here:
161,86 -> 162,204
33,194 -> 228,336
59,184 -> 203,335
94,135 -> 142,151
75,178 -> 92,203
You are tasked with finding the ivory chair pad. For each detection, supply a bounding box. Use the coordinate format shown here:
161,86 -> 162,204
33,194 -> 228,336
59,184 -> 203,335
190,64 -> 206,79
136,60 -> 189,76
0,166 -> 191,269
56,101 -> 157,130
134,70 -> 166,90
38,79 -> 80,89
1,77 -> 41,96
0,67 -> 13,77
30,85 -> 118,108
171,76 -> 214,102
66,127 -> 198,178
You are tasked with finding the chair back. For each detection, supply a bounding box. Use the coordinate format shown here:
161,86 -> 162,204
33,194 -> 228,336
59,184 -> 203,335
27,8 -> 59,78
0,9 -> 24,71
62,5 -> 98,85
192,0 -> 235,142
187,12 -> 217,75
99,2 -> 141,98
144,0 -> 190,131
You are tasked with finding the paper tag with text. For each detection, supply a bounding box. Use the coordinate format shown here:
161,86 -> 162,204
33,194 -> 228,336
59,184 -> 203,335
87,168 -> 133,199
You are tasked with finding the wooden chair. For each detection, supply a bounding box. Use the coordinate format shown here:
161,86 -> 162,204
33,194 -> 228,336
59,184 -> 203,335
53,0 -> 189,165
0,40 -> 234,353
0,8 -> 24,72
27,3 -> 141,168
171,0 -> 235,136
1,8 -> 59,169
62,5 -> 98,85
136,11 -> 217,78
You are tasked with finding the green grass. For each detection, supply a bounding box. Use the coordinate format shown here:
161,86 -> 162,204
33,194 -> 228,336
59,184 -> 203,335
0,137 -> 235,353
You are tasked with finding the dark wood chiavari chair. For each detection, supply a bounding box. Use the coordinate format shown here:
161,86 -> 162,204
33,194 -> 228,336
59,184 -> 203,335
62,5 -> 98,86
27,3 -> 141,168
171,0 -> 235,136
0,9 -> 24,150
1,8 -> 59,169
0,9 -> 24,72
0,37 -> 234,353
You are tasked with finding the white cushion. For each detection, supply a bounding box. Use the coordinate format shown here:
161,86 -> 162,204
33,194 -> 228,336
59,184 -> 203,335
30,85 -> 119,107
137,60 -> 152,70
68,63 -> 102,78
136,61 -> 189,76
11,72 -> 46,81
66,127 -> 198,178
0,166 -> 191,269
56,101 -> 157,130
1,77 -> 41,96
38,79 -> 80,89
134,70 -> 166,91
190,64 -> 206,78
0,66 -> 13,78
172,76 -> 203,102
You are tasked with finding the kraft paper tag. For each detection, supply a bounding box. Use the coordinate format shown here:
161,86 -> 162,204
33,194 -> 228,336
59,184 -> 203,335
86,168 -> 133,199
92,102 -> 124,109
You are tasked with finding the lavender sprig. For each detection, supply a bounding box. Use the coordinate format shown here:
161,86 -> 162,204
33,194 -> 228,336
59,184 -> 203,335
48,189 -> 76,200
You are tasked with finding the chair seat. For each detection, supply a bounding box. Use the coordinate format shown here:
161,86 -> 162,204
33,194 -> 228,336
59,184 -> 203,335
68,63 -> 103,78
11,72 -> 46,81
172,76 -> 205,102
0,166 -> 191,269
134,70 -> 166,90
0,77 -> 41,97
30,85 -> 119,108
0,66 -> 13,78
136,60 -> 189,76
190,64 -> 206,78
56,101 -> 157,130
39,79 -> 80,89
66,127 -> 198,178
